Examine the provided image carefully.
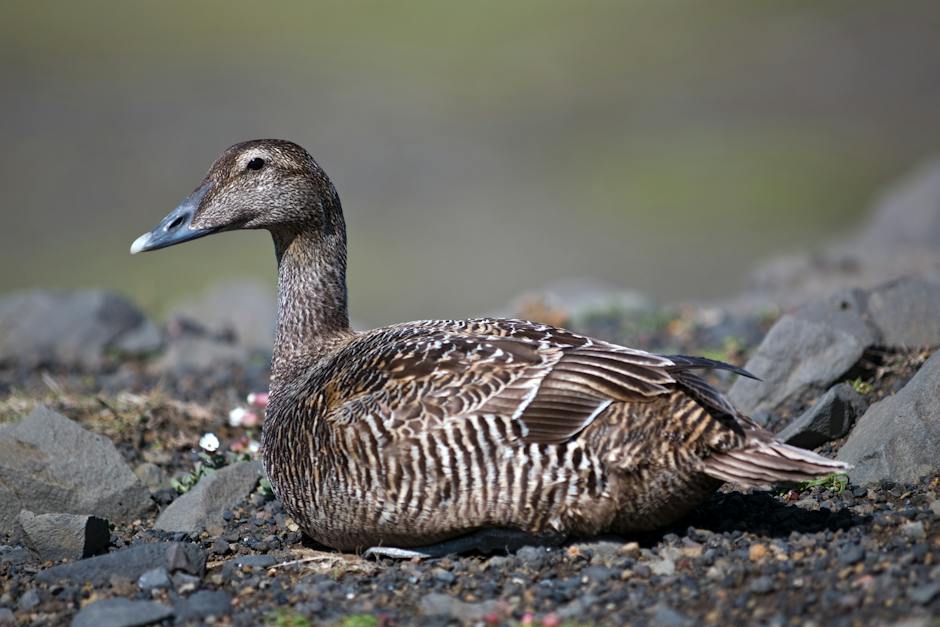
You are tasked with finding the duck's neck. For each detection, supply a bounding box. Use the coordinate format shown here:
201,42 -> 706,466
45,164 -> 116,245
270,224 -> 352,386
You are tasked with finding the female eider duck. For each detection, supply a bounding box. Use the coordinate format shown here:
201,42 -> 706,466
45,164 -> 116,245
131,139 -> 848,557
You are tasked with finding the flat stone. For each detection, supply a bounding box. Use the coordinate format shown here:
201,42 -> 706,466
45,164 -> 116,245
137,567 -> 170,590
71,598 -> 173,627
839,351 -> 940,484
776,383 -> 868,449
0,289 -> 161,369
172,589 -> 232,622
0,406 -> 152,534
419,592 -> 500,622
37,541 -> 205,585
155,461 -> 261,534
14,510 -> 110,562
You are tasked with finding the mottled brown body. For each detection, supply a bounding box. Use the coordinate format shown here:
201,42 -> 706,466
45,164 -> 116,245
132,139 -> 850,553
263,319 -> 743,551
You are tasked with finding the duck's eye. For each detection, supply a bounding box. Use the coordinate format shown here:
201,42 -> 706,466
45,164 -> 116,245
246,157 -> 265,171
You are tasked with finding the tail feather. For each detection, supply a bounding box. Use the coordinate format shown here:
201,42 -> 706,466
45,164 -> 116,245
703,439 -> 851,489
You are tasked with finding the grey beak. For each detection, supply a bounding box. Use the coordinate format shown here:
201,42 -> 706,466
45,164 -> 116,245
130,183 -> 214,254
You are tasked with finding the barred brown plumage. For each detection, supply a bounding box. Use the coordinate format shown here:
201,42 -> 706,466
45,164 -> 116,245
131,139 -> 850,554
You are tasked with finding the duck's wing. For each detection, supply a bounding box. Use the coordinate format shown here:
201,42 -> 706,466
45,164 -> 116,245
327,318 -> 680,444
325,318 -> 847,484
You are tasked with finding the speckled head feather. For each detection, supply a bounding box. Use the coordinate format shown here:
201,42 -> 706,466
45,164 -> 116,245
190,139 -> 343,235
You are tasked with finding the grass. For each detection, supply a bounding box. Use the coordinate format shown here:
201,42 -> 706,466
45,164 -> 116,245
265,609 -> 310,627
783,472 -> 849,495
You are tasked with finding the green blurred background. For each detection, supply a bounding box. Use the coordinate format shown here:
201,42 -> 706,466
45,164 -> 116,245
2,1 -> 939,327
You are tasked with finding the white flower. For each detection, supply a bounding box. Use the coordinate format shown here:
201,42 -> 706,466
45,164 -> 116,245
247,439 -> 260,454
228,407 -> 249,427
199,432 -> 220,453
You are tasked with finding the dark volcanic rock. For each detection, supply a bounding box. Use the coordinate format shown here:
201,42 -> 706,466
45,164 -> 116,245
864,275 -> 940,348
728,289 -> 876,416
838,350 -> 940,484
14,510 -> 109,562
730,276 -> 940,416
0,289 -> 161,369
154,461 -> 261,534
0,406 -> 152,533
776,383 -> 868,449
71,598 -> 173,627
37,541 -> 205,585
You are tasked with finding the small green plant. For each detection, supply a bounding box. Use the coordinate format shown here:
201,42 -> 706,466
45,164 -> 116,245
265,608 -> 311,627
848,377 -> 873,395
170,450 -> 226,493
258,477 -> 275,497
338,615 -> 378,627
799,472 -> 848,494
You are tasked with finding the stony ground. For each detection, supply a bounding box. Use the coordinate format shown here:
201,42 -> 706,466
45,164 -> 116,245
0,293 -> 937,627
2,164 -> 940,626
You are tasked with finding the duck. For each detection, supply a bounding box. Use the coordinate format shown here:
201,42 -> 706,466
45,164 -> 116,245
130,139 -> 849,557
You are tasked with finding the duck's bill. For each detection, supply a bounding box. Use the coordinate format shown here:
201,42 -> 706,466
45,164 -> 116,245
130,183 -> 216,254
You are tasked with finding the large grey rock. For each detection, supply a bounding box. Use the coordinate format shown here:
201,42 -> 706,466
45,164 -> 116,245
838,351 -> 940,485
154,461 -> 261,534
171,279 -> 275,350
0,406 -> 152,534
37,541 -> 205,585
730,277 -> 940,416
0,289 -> 161,369
865,276 -> 940,348
728,289 -> 877,415
71,598 -> 173,627
14,510 -> 110,562
776,383 -> 868,449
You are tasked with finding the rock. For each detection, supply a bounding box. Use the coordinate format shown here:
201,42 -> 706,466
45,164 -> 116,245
0,289 -> 161,369
908,581 -> 940,605
864,276 -> 940,348
750,576 -> 776,594
838,545 -> 865,566
838,351 -> 940,484
418,592 -> 500,622
137,567 -> 170,590
649,557 -> 676,576
0,608 -> 13,624
173,590 -> 232,622
133,463 -> 169,493
649,603 -> 691,627
902,522 -> 927,541
14,510 -> 110,562
170,280 -> 276,350
729,289 -> 877,416
17,589 -> 39,611
71,598 -> 173,627
37,541 -> 205,585
0,406 -> 152,534
154,461 -> 261,534
776,383 -> 868,449
730,276 -> 940,417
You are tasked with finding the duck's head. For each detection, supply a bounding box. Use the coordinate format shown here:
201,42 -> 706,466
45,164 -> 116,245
130,139 -> 341,254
